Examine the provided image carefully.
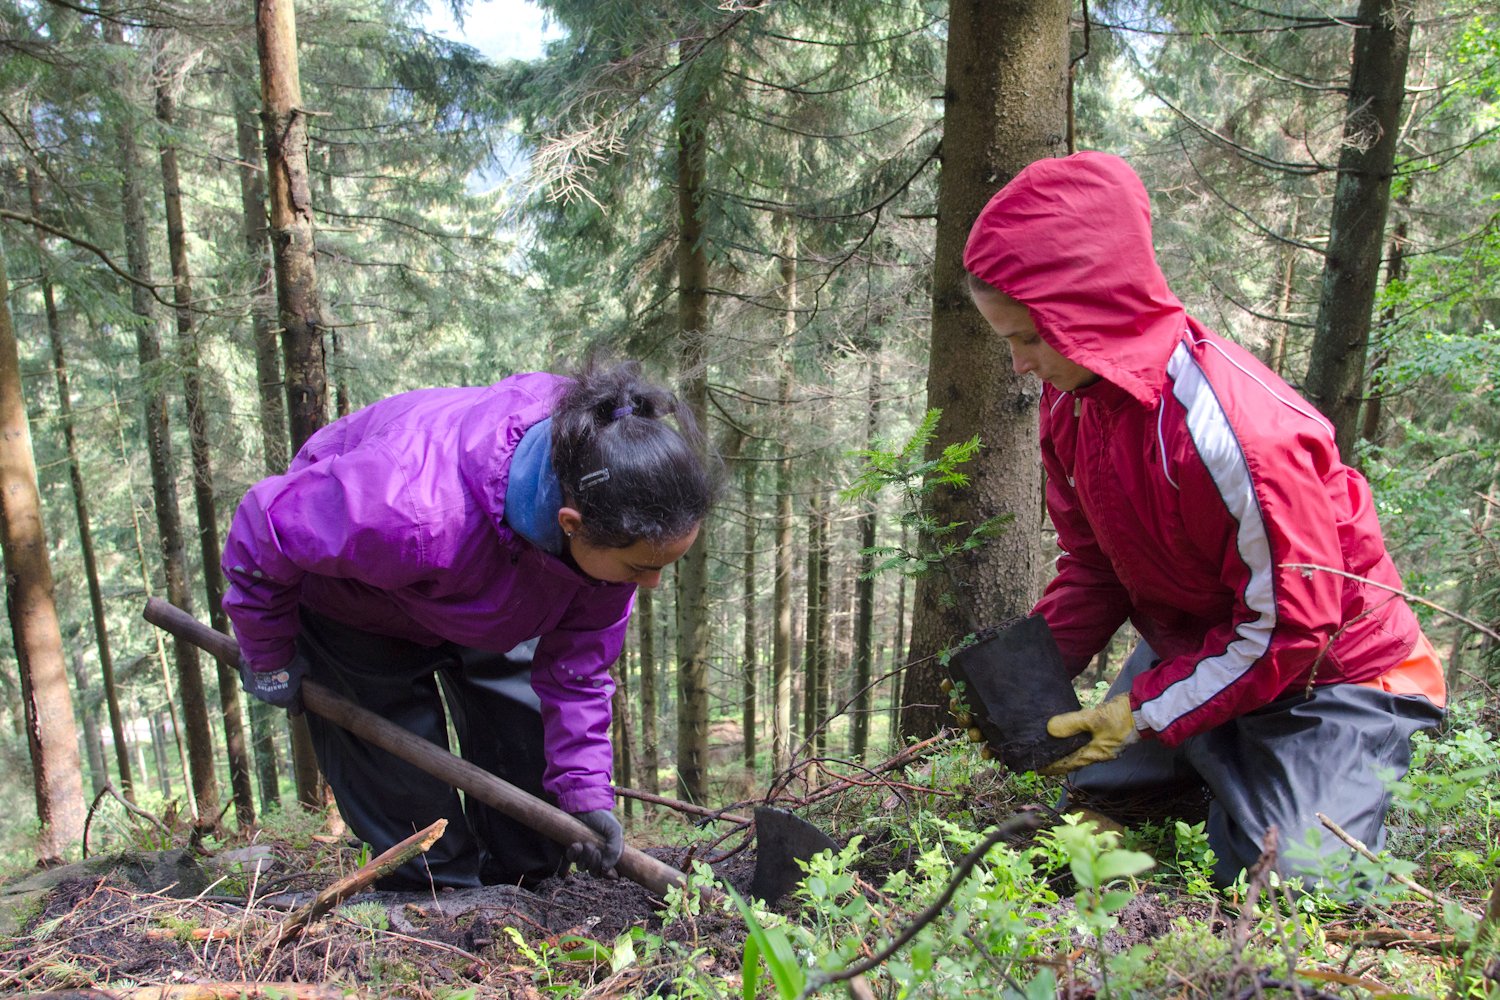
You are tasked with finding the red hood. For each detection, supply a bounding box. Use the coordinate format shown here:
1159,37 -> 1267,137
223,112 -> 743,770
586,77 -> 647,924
963,152 -> 1186,407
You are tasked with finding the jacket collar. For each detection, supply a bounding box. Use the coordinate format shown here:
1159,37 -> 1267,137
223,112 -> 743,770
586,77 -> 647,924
502,417 -> 565,555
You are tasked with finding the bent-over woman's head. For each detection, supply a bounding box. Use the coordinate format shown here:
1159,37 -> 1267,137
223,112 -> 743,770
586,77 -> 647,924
550,358 -> 717,549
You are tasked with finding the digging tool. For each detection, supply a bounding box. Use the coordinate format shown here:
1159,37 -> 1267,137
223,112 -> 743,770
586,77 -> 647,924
143,598 -> 835,902
945,614 -> 1090,773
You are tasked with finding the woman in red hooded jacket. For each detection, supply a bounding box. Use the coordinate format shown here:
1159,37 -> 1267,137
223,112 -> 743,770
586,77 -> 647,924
963,151 -> 1446,887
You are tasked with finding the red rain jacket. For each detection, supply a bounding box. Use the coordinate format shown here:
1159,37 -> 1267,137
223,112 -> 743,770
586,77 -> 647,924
963,152 -> 1428,747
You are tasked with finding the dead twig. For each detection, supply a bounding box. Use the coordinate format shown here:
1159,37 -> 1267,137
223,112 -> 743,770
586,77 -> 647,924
614,786 -> 752,826
1316,812 -> 1481,919
1282,563 -> 1500,643
82,782 -> 171,858
260,819 -> 447,951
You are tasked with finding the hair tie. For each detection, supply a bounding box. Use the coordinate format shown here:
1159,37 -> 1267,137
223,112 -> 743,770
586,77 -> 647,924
611,404 -> 635,421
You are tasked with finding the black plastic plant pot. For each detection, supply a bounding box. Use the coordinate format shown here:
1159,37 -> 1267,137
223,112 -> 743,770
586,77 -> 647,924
946,614 -> 1091,773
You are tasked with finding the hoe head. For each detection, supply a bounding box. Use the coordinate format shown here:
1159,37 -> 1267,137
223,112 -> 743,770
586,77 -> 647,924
946,614 -> 1091,773
749,806 -> 839,904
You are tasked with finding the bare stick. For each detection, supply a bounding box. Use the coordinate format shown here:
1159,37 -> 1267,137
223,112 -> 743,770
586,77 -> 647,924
614,785 -> 752,826
261,819 -> 446,950
1316,811 -> 1479,919
1283,563 -> 1500,643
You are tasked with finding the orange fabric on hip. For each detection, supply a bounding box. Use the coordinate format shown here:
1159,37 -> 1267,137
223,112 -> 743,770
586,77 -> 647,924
1355,629 -> 1447,709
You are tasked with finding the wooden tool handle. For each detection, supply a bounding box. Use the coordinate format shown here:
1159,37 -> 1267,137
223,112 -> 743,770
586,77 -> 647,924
142,597 -> 687,898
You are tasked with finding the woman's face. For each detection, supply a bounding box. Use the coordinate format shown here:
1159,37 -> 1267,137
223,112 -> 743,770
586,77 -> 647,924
563,520 -> 699,588
972,286 -> 1099,392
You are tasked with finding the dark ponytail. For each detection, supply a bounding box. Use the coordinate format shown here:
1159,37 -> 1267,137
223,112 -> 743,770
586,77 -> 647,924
550,358 -> 717,548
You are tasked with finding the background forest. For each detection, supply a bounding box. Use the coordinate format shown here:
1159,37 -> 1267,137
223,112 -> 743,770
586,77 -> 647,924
0,0 -> 1499,995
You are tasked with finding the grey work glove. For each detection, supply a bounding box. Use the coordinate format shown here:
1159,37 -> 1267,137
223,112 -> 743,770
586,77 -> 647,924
240,653 -> 308,715
566,808 -> 623,878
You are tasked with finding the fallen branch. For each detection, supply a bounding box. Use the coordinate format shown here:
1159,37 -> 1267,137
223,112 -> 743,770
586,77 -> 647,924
1324,927 -> 1459,952
614,786 -> 752,826
1316,812 -> 1481,920
97,985 -> 357,999
260,818 -> 447,950
1283,563 -> 1500,643
82,782 -> 171,858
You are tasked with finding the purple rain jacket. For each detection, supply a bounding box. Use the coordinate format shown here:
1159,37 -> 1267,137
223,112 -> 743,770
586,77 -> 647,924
221,372 -> 633,813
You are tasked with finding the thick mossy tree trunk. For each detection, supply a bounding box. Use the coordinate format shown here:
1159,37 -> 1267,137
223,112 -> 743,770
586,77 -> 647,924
26,161 -> 133,798
902,0 -> 1069,741
0,245 -> 85,863
1305,0 -> 1414,457
155,51 -> 255,829
107,19 -> 218,824
257,0 -> 328,808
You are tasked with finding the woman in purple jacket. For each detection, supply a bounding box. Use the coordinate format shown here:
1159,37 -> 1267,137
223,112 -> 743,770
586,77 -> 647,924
222,359 -> 714,889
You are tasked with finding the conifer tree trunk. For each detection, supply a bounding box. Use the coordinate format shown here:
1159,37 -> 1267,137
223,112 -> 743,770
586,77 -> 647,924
1305,0 -> 1413,456
0,246 -> 85,862
636,588 -> 659,795
904,0 -> 1068,740
741,468 -> 757,770
801,492 -> 823,750
234,90 -> 287,811
151,711 -> 173,798
809,492 -> 832,755
257,0 -> 328,448
73,658 -> 108,798
771,220 -> 797,774
1360,212 -> 1409,446
26,162 -> 133,798
155,53 -> 255,829
106,18 -> 217,823
851,370 -> 879,758
612,656 -> 633,819
673,57 -> 712,804
257,0 -> 328,808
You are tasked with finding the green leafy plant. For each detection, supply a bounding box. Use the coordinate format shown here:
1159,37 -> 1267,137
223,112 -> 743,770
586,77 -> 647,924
842,408 -> 1010,596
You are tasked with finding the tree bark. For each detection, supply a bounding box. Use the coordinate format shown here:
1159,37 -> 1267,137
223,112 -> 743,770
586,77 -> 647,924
771,217 -> 797,774
25,161 -> 133,798
233,90 -> 288,812
809,491 -> 832,756
799,492 -> 820,747
0,245 -> 85,863
257,0 -> 328,450
1304,0 -> 1414,458
106,18 -> 217,823
851,368 -> 880,758
611,651 -> 633,819
73,657 -> 108,798
672,52 -> 712,804
1360,210 -> 1409,447
741,464 -> 758,770
256,0 -> 328,808
155,49 -> 255,829
903,0 -> 1069,740
636,588 -> 659,795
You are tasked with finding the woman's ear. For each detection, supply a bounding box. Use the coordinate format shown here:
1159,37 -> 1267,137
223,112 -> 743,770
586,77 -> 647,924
557,507 -> 584,539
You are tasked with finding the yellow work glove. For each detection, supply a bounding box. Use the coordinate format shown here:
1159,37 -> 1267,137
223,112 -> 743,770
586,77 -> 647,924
1041,693 -> 1140,776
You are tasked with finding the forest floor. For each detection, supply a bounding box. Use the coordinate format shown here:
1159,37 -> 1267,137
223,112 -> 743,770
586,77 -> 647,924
0,824 -> 1198,999
0,730 -> 1493,998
